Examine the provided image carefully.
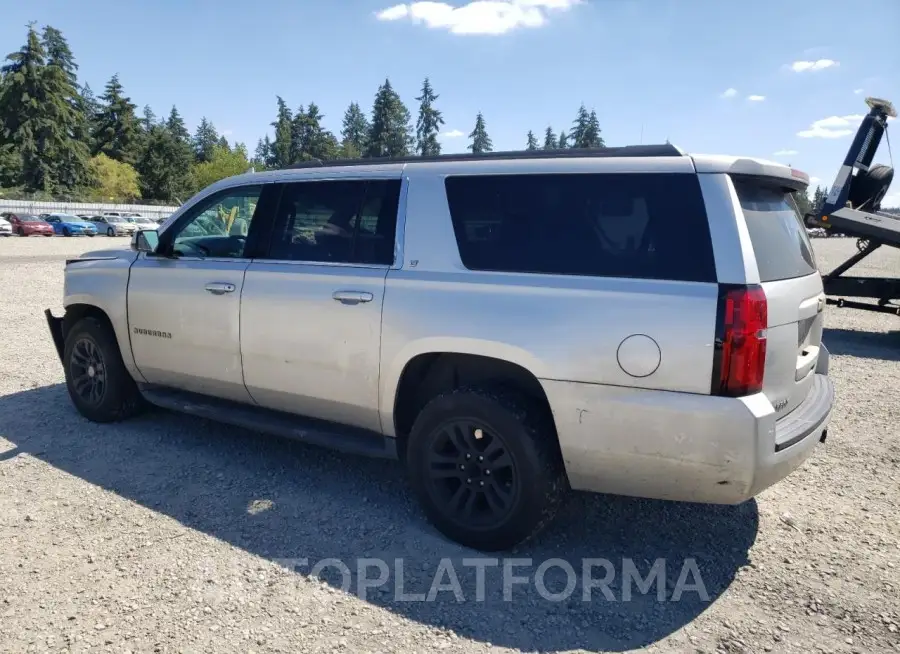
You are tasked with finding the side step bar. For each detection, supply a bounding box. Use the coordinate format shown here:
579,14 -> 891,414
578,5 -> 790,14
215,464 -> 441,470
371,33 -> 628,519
139,386 -> 399,460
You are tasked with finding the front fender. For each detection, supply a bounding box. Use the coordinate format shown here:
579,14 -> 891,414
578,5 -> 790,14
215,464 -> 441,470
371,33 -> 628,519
63,254 -> 144,381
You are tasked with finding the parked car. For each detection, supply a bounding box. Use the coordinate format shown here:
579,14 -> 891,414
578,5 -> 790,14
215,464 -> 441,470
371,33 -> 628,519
127,215 -> 159,229
88,214 -> 137,237
0,212 -> 54,237
44,213 -> 97,237
0,215 -> 12,236
45,145 -> 835,551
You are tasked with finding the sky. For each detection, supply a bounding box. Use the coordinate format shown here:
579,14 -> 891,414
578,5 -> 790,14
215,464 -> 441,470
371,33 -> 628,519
2,0 -> 899,203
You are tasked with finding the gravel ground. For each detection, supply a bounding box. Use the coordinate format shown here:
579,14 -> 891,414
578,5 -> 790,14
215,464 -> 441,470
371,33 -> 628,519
1,235 -> 898,654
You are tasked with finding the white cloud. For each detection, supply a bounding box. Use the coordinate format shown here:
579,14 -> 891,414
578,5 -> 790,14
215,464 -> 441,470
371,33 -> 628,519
790,59 -> 839,72
374,0 -> 583,35
720,88 -> 738,99
747,95 -> 766,102
773,149 -> 798,157
377,4 -> 410,20
440,129 -> 465,138
221,129 -> 234,137
883,193 -> 900,209
853,88 -> 864,94
797,114 -> 865,139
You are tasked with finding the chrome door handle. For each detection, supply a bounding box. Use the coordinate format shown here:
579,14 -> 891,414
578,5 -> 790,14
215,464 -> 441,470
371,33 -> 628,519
332,290 -> 373,305
205,282 -> 236,295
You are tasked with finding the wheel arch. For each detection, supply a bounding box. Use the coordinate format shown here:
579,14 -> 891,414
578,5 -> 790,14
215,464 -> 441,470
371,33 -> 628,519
386,346 -> 558,461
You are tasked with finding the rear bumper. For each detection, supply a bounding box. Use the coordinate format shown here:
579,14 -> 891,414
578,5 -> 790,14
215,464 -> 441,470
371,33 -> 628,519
45,309 -> 65,363
542,369 -> 834,505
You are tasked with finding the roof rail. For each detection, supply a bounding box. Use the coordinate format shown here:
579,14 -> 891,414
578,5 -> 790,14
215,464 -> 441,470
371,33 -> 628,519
284,143 -> 683,170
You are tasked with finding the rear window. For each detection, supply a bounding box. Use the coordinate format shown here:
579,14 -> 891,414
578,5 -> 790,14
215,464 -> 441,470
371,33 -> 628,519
733,179 -> 817,282
444,173 -> 716,283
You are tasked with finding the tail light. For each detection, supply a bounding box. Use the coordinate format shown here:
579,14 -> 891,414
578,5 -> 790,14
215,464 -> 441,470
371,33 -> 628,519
712,285 -> 768,397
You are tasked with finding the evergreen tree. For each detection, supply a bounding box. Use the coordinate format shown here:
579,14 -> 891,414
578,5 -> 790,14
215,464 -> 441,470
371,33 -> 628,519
93,74 -> 141,165
252,136 -> 273,169
468,112 -> 492,154
415,77 -> 444,156
77,82 -> 100,152
141,105 -> 157,132
557,130 -> 568,149
340,102 -> 368,158
217,135 -> 230,151
543,126 -> 557,150
569,104 -> 590,148
166,106 -> 190,144
584,109 -> 604,147
0,24 -> 89,192
41,26 -> 78,86
136,123 -> 193,203
271,96 -> 293,168
526,130 -> 539,151
290,103 -> 338,162
366,78 -> 413,158
192,116 -> 219,163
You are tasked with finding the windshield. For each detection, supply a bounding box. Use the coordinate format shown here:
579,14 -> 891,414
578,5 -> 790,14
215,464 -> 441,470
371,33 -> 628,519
20,215 -> 43,222
105,215 -> 125,223
133,217 -> 153,224
54,215 -> 86,223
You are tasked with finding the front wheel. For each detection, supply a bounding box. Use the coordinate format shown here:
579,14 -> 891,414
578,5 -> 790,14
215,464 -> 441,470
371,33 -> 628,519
107,227 -> 114,237
63,316 -> 144,423
407,386 -> 568,551
63,227 -> 71,237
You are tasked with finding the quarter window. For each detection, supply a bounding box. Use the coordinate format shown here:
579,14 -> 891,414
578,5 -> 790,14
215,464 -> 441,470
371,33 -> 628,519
444,173 -> 717,282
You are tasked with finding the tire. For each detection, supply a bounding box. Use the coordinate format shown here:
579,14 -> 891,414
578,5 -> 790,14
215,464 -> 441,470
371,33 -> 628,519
848,164 -> 894,211
63,316 -> 144,423
16,228 -> 24,236
63,227 -> 71,237
86,233 -> 95,237
407,386 -> 568,551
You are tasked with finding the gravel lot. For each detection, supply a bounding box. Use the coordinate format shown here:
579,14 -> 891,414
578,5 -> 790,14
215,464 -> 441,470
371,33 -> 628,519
1,235 -> 899,654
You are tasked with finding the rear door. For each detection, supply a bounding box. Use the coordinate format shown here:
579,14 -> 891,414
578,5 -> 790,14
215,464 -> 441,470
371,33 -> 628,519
240,177 -> 401,433
733,178 -> 824,418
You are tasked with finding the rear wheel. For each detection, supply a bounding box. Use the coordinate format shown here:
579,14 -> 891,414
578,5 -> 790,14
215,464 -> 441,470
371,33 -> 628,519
407,386 -> 568,551
63,317 -> 144,423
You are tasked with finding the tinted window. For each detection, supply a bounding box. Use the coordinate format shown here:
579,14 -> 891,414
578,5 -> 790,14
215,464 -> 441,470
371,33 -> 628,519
266,179 -> 400,265
444,173 -> 716,282
733,179 -> 817,282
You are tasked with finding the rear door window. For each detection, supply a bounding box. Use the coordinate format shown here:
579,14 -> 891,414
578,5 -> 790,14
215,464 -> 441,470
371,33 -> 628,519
733,179 -> 817,282
444,173 -> 716,283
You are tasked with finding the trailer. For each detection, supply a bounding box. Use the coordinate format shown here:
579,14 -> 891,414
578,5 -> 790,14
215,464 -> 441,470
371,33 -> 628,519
809,97 -> 898,315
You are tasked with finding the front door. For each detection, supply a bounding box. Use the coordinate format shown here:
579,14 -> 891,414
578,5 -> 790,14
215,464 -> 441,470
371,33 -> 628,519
127,183 -> 270,402
240,177 -> 402,432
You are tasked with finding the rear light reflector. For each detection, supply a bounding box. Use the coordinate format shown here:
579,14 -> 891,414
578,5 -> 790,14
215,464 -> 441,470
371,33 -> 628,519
712,285 -> 768,397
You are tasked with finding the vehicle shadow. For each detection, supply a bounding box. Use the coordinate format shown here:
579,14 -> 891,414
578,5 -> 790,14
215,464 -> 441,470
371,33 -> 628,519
824,327 -> 900,362
0,385 -> 758,652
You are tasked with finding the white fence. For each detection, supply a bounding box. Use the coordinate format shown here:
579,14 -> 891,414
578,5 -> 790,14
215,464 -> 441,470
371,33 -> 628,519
0,199 -> 179,222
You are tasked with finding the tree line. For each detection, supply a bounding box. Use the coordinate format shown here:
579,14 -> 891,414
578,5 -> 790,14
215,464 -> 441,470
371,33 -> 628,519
0,23 -> 608,204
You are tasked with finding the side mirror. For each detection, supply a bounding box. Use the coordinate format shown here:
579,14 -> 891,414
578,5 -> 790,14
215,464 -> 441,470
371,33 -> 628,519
132,229 -> 160,253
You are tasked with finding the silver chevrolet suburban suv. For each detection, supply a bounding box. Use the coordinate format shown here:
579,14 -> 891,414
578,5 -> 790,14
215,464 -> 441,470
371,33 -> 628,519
46,144 -> 835,551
